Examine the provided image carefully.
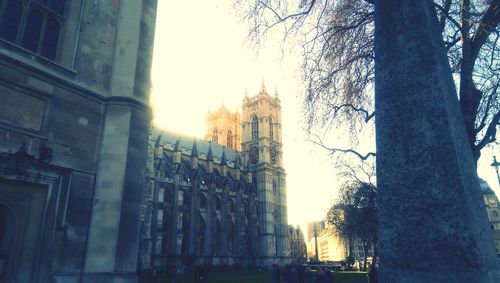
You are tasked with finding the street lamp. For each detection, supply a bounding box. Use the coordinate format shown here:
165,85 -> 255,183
491,156 -> 500,188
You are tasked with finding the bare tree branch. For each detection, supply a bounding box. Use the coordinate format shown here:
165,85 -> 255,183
476,111 -> 500,152
327,103 -> 375,123
471,0 -> 500,60
308,134 -> 376,161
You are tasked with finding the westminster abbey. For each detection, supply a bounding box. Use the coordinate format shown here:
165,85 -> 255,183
139,85 -> 293,271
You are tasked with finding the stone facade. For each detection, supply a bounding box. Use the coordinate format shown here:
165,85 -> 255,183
480,179 -> 500,256
139,86 -> 291,271
205,105 -> 241,151
0,1 -> 157,282
289,225 -> 307,264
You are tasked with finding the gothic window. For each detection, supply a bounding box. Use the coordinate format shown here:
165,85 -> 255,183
197,215 -> 206,255
0,0 -> 67,60
211,128 -> 218,143
251,115 -> 259,140
275,226 -> 279,256
215,196 -> 222,211
156,209 -> 163,228
199,193 -> 207,210
183,191 -> 191,207
177,191 -> 184,206
177,212 -> 183,230
227,130 -> 233,148
213,219 -> 222,256
228,222 -> 235,254
269,116 -> 274,141
158,188 -> 165,202
229,199 -> 235,213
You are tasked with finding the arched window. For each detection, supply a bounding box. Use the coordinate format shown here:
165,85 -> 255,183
251,115 -> 259,140
199,194 -> 207,210
228,222 -> 235,254
215,196 -> 222,211
227,130 -> 233,148
212,128 -> 218,143
0,0 -> 67,60
275,226 -> 279,256
198,215 -> 206,255
269,116 -> 274,141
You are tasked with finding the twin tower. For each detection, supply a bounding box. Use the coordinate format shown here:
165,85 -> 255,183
142,84 -> 290,270
204,84 -> 290,264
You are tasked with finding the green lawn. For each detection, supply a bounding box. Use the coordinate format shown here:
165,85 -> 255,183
140,270 -> 368,283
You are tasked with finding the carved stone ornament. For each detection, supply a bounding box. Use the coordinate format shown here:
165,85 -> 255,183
270,146 -> 277,165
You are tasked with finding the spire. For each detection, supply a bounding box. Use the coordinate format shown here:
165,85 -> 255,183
274,86 -> 279,98
191,139 -> 198,157
260,80 -> 266,95
207,142 -> 213,161
221,147 -> 227,166
174,137 -> 181,151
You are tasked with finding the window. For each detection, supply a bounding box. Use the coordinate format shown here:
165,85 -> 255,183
251,115 -> 259,140
227,130 -> 233,148
0,0 -> 67,60
211,128 -> 218,143
269,116 -> 273,141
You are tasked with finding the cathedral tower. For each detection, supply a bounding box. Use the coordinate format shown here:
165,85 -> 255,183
205,105 -> 241,151
241,83 -> 290,265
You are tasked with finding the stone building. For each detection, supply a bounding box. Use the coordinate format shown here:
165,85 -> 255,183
480,179 -> 500,255
289,225 -> 307,264
205,105 -> 241,151
140,85 -> 291,271
0,1 -> 157,282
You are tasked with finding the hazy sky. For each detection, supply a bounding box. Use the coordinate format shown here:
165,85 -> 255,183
151,0 -> 500,230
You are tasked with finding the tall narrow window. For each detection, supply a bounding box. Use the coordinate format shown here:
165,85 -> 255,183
227,130 -> 233,148
212,128 -> 218,143
0,0 -> 67,60
251,115 -> 259,140
269,116 -> 274,141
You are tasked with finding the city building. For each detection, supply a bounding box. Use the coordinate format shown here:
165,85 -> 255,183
0,1 -> 157,282
289,225 -> 307,264
480,179 -> 500,255
139,85 -> 291,271
305,221 -> 346,262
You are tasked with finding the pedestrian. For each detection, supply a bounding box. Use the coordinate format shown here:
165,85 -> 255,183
315,267 -> 325,283
323,268 -> 332,283
304,266 -> 314,283
202,265 -> 209,283
194,266 -> 202,283
168,265 -> 178,283
297,265 -> 305,283
272,265 -> 281,283
368,263 -> 378,283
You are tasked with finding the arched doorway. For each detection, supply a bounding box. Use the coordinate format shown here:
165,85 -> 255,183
0,203 -> 16,282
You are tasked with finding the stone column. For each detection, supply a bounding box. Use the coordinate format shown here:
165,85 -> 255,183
374,1 -> 500,282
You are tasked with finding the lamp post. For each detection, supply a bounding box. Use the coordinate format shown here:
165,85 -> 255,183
491,156 -> 500,188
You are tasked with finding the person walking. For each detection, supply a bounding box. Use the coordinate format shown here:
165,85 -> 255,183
304,266 -> 315,283
315,267 -> 325,283
272,265 -> 280,283
168,265 -> 178,283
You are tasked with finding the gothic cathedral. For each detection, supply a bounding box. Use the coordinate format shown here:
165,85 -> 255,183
140,84 -> 291,271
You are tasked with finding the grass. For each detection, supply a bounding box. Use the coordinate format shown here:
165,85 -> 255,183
140,270 -> 368,283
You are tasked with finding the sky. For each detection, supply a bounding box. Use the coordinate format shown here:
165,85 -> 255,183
151,0 -> 500,231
